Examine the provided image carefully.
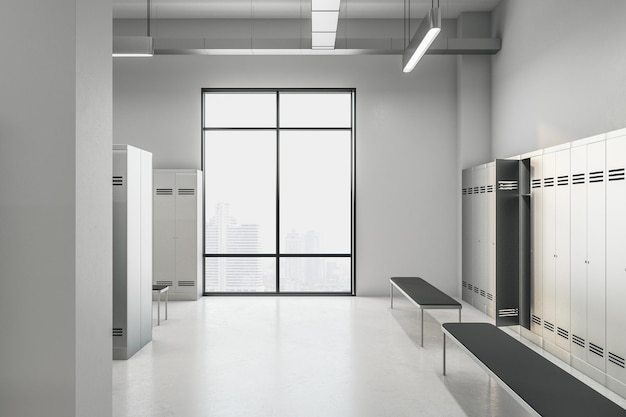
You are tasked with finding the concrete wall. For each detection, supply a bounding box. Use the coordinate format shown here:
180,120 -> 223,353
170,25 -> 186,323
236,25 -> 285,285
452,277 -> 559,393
0,1 -> 112,416
491,0 -> 626,158
113,54 -> 459,296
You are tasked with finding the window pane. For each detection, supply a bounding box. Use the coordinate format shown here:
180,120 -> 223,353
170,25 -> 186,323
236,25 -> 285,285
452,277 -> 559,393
280,131 -> 351,253
279,93 -> 351,128
204,131 -> 276,253
204,93 -> 276,128
205,257 -> 276,292
279,257 -> 351,292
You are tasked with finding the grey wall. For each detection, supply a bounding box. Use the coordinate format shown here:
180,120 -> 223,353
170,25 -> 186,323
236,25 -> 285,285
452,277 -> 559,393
0,1 -> 112,416
491,0 -> 626,158
113,54 -> 460,296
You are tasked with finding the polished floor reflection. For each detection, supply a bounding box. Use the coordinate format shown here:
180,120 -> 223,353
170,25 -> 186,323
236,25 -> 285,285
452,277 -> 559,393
113,296 -> 626,417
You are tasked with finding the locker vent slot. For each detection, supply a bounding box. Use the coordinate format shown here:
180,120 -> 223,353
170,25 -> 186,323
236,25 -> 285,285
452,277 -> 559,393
156,280 -> 173,287
544,177 -> 555,187
557,175 -> 569,186
498,308 -> 519,318
480,289 -> 486,297
531,179 -> 542,189
498,180 -> 518,191
468,284 -> 473,291
479,186 -> 486,193
113,328 -> 123,337
589,343 -> 604,358
487,293 -> 494,301
589,171 -> 604,183
462,281 -> 467,288
557,327 -> 569,340
609,352 -> 626,368
156,188 -> 173,196
178,281 -> 195,287
531,315 -> 542,326
608,168 -> 625,181
487,185 -> 494,193
462,188 -> 468,195
474,287 -> 479,294
544,321 -> 555,332
572,334 -> 585,348
113,176 -> 124,186
572,173 -> 585,185
467,188 -> 473,195
178,188 -> 195,196
473,186 -> 480,194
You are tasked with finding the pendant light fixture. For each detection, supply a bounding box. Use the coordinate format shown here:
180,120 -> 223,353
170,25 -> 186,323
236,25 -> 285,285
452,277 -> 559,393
402,0 -> 441,72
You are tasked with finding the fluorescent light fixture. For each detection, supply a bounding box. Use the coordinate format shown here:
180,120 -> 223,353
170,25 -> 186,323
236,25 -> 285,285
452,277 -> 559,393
113,36 -> 154,57
312,11 -> 339,32
311,0 -> 340,11
402,7 -> 441,72
312,32 -> 337,49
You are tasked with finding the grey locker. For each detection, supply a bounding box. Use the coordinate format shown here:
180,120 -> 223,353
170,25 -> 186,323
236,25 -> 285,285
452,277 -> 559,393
461,169 -> 473,304
486,163 -> 497,319
530,155 -> 543,336
153,170 -> 203,301
606,132 -> 626,388
112,145 -> 153,360
473,164 -> 489,314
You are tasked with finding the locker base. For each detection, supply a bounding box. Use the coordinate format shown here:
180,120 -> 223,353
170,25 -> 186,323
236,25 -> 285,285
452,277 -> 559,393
544,339 -> 571,364
571,355 -> 607,386
607,375 -> 626,399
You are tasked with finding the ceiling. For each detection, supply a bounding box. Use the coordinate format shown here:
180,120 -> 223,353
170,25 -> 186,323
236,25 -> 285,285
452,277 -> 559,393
112,0 -> 502,55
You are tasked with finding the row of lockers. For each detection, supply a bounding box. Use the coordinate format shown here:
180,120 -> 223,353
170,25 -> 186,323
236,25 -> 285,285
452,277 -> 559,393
529,129 -> 626,392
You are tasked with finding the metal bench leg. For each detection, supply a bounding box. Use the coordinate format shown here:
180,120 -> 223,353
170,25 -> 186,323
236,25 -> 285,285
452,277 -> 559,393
459,308 -> 461,323
390,282 -> 394,309
420,307 -> 424,347
443,333 -> 447,375
157,291 -> 161,326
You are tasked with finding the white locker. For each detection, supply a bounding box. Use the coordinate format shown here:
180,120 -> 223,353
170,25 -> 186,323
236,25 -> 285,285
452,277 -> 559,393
112,145 -> 153,360
542,150 -> 557,346
530,155 -> 543,336
153,170 -> 203,300
569,144 -> 588,362
554,148 -> 571,352
606,132 -> 626,389
586,140 -> 606,371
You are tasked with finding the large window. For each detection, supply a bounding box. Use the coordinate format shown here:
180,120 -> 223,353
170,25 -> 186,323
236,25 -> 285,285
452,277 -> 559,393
202,89 -> 355,294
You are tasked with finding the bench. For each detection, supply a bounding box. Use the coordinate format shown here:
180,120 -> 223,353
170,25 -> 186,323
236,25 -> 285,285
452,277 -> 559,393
442,322 -> 626,417
152,284 -> 169,326
389,277 -> 462,346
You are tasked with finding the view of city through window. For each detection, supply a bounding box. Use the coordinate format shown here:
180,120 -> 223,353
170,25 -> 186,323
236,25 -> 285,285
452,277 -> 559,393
202,89 -> 355,294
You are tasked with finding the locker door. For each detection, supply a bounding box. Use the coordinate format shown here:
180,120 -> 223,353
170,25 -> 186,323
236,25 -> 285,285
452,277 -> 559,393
569,145 -> 587,360
462,169 -> 473,303
606,134 -> 626,384
153,171 -> 176,289
554,148 -> 571,352
542,151 -> 557,345
175,173 -> 200,294
586,140 -> 606,371
487,163 -> 497,319
530,156 -> 543,336
473,165 -> 489,314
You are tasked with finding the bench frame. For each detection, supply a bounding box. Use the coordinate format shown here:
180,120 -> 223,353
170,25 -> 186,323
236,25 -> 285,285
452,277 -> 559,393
390,278 -> 461,347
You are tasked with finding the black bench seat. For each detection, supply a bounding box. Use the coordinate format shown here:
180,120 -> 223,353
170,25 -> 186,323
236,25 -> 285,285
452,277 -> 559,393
389,277 -> 462,346
442,322 -> 626,417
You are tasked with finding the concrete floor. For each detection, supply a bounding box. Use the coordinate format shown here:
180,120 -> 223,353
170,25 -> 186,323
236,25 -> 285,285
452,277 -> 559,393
113,295 -> 626,417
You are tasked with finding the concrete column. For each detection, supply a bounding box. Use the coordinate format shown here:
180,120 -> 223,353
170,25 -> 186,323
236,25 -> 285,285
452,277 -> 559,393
0,1 -> 112,416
